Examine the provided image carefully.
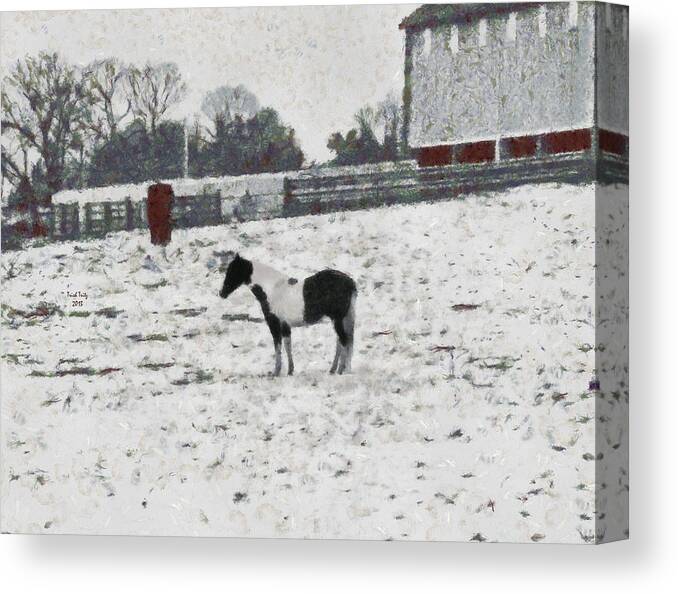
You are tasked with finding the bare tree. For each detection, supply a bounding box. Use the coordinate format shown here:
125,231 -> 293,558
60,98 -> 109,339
327,94 -> 403,165
350,94 -> 402,146
354,105 -> 379,137
376,92 -> 401,143
83,58 -> 132,140
201,84 -> 259,131
126,62 -> 187,135
376,92 -> 402,159
1,52 -> 92,200
0,134 -> 31,200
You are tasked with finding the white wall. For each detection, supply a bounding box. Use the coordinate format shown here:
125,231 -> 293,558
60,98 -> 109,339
406,3 -> 630,148
1,1 -> 677,593
597,3 -> 630,134
407,3 -> 597,147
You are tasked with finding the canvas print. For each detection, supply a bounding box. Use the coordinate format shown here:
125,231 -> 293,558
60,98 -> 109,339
0,3 -> 628,543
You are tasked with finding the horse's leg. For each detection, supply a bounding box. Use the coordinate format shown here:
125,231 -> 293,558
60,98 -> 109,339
265,314 -> 282,377
281,322 -> 293,376
333,318 -> 349,375
329,338 -> 341,374
342,298 -> 356,374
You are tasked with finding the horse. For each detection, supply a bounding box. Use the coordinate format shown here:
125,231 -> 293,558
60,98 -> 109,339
219,253 -> 357,376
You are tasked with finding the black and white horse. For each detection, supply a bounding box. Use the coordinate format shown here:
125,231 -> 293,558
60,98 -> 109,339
219,254 -> 357,376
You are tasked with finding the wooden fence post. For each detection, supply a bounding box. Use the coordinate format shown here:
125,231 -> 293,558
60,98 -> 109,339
213,192 -> 222,225
49,205 -> 56,239
72,204 -> 81,239
84,203 -> 92,236
58,205 -> 67,237
283,177 -> 293,205
103,202 -> 113,235
125,198 -> 134,230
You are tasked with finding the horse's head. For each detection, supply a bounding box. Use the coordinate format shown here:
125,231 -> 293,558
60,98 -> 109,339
219,253 -> 253,299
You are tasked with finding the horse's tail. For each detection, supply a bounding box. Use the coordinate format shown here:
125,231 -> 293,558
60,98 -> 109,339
344,287 -> 357,337
340,287 -> 357,373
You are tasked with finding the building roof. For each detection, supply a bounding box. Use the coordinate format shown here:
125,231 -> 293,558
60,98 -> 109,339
399,3 -> 538,30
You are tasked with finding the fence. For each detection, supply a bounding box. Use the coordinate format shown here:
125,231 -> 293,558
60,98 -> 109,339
2,150 -> 627,251
172,193 -> 222,229
282,151 -> 628,218
83,199 -> 135,237
1,192 -> 223,250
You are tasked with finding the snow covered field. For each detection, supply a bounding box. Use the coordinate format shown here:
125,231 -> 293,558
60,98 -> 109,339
1,184 -> 602,542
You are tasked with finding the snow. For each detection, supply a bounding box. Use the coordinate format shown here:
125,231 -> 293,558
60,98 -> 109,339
51,173 -> 287,205
1,183 -> 604,542
51,161 -> 418,205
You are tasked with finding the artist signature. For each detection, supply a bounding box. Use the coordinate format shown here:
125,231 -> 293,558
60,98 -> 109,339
66,290 -> 88,307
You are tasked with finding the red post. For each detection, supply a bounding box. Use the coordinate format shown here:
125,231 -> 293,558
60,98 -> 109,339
147,183 -> 174,245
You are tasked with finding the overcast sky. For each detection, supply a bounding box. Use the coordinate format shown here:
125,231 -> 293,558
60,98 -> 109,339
0,4 -> 417,163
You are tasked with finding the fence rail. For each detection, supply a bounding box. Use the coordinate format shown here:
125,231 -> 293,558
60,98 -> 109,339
172,193 -> 222,229
2,152 -> 627,251
282,151 -> 627,218
1,192 -> 223,250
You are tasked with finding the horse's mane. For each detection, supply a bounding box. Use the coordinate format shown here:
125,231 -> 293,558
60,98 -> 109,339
250,259 -> 289,285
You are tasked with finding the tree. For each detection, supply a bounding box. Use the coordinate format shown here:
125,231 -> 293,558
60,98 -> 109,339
1,52 -> 92,201
187,118 -> 210,179
0,135 -> 32,208
201,84 -> 259,130
83,58 -> 132,140
191,98 -> 303,176
126,62 -> 186,135
326,108 -> 382,167
87,119 -> 184,187
354,106 -> 379,139
376,92 -> 402,161
241,108 -> 304,173
326,95 -> 404,166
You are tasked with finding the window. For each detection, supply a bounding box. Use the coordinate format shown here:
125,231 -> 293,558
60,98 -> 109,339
568,2 -> 578,29
538,6 -> 547,37
449,24 -> 459,53
506,12 -> 517,44
422,28 -> 432,57
479,18 -> 487,47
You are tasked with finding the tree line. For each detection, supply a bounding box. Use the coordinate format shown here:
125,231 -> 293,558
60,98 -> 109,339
1,51 -> 406,224
1,53 -> 305,213
326,93 -> 405,167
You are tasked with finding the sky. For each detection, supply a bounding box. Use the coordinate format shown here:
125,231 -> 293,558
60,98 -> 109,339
0,4 -> 417,164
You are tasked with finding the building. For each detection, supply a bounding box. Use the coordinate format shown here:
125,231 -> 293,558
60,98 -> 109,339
399,2 -> 629,167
